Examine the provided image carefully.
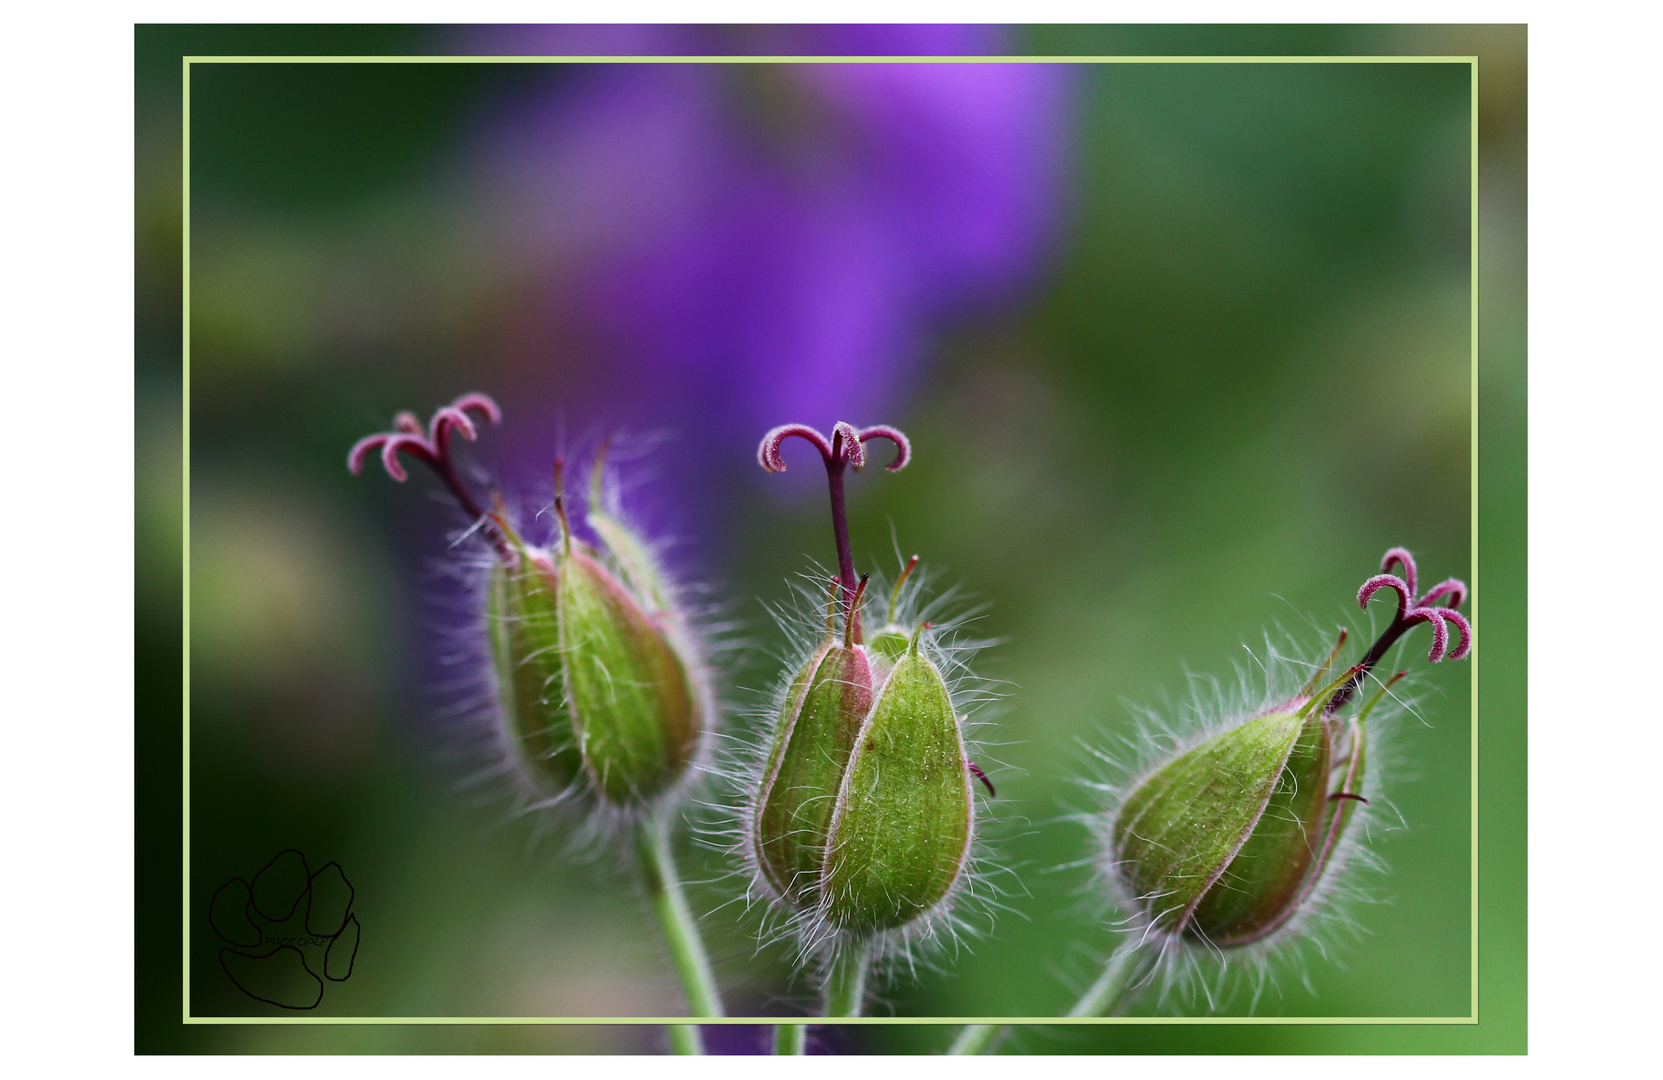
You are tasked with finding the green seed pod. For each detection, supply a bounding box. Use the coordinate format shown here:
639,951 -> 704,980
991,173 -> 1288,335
1113,697 -> 1336,946
754,638 -> 874,905
558,546 -> 700,803
750,424 -> 993,976
487,496 -> 709,810
348,402 -> 713,815
749,578 -> 980,940
822,632 -> 972,933
1104,547 -> 1472,976
487,551 -> 582,792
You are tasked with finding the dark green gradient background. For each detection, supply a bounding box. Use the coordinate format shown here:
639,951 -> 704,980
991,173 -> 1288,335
136,24 -> 1525,1053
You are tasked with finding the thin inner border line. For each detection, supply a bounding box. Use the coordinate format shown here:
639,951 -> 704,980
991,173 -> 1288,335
182,52 -> 1483,1025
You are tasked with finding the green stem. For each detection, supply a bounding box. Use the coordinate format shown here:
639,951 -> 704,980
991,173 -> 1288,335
823,938 -> 873,1017
949,945 -> 1153,1054
1067,944 -> 1153,1018
947,1024 -> 1006,1055
635,812 -> 724,1054
773,1023 -> 807,1054
665,1025 -> 702,1057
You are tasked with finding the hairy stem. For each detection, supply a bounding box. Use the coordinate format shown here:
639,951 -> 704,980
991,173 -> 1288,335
773,1023 -> 808,1054
823,939 -> 873,1018
664,1024 -> 702,1057
635,812 -> 724,1053
1068,944 -> 1154,1018
947,1024 -> 1007,1055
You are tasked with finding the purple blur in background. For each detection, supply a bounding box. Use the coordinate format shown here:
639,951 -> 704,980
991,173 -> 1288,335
445,25 -> 1072,566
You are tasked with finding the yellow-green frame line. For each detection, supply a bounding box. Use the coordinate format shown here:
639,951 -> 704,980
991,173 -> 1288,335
178,52 -> 1483,1025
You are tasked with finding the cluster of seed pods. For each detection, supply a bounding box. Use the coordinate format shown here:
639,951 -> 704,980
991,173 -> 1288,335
349,394 -> 1476,1021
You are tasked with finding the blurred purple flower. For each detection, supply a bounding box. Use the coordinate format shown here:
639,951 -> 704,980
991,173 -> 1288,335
444,24 -> 1071,564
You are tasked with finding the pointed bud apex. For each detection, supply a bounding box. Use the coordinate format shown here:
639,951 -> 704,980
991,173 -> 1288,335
866,555 -> 921,668
865,628 -> 911,667
586,441 -> 675,614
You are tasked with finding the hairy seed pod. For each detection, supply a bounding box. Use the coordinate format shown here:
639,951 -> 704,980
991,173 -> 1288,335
751,423 -> 990,957
350,400 -> 713,816
487,551 -> 582,792
1114,684 -> 1341,945
488,494 -> 708,809
755,634 -> 874,905
1105,546 -> 1471,959
821,632 -> 972,933
753,610 -> 974,934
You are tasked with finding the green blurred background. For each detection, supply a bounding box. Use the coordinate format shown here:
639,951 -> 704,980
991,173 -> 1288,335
137,24 -> 1526,1054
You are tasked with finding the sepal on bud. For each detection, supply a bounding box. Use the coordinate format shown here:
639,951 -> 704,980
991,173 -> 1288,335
487,548 -> 583,794
755,631 -> 874,905
487,484 -> 710,811
822,629 -> 973,933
